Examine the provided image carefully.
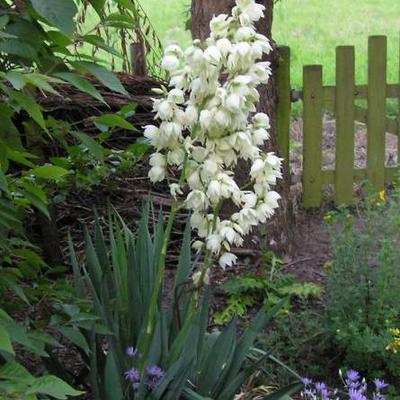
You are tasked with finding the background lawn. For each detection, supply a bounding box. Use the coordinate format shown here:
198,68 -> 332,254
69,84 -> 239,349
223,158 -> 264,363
140,0 -> 400,89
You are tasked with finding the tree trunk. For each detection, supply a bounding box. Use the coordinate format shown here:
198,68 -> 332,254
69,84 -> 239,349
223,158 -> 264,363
190,0 -> 292,254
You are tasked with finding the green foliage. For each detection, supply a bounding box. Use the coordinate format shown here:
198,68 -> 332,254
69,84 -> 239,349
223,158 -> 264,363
58,208 -> 300,399
0,0 -> 149,307
260,300 -> 330,384
324,190 -> 400,379
0,309 -> 82,399
214,252 -> 322,325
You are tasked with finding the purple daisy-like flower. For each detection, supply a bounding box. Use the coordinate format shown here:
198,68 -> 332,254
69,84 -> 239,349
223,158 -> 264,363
315,382 -> 327,392
126,346 -> 138,357
349,389 -> 367,400
373,379 -> 388,391
347,370 -> 361,382
302,378 -> 313,386
146,365 -> 164,379
125,367 -> 140,383
145,365 -> 165,391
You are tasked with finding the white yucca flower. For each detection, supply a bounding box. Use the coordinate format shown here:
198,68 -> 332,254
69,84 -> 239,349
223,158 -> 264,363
144,0 -> 282,272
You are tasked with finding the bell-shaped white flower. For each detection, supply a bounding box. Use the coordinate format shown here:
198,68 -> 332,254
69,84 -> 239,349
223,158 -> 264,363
162,55 -> 180,72
219,252 -> 237,268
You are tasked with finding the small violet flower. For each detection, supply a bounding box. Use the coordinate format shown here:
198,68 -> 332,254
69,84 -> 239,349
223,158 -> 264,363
301,371 -> 388,400
347,370 -> 361,383
373,379 -> 388,391
125,367 -> 140,383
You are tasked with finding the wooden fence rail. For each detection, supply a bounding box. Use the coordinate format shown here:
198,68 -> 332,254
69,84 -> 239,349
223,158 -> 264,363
276,35 -> 400,207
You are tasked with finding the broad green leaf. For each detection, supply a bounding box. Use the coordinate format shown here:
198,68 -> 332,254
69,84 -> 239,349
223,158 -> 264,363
0,273 -> 29,304
26,375 -> 83,399
47,30 -> 72,47
31,0 -> 78,36
0,15 -> 9,30
25,73 -> 60,95
30,164 -> 70,181
103,13 -> 136,29
59,327 -> 89,355
6,149 -> 36,168
0,40 -> 37,60
0,362 -> 34,383
81,35 -> 122,57
95,114 -> 136,131
10,91 -> 46,129
54,72 -> 106,104
5,71 -> 27,90
0,171 -> 8,193
87,0 -> 106,16
72,61 -> 128,96
71,131 -> 104,162
0,323 -> 14,355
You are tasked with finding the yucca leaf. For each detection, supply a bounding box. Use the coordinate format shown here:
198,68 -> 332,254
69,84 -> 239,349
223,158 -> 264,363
83,225 -> 103,295
260,382 -> 303,400
216,371 -> 249,400
224,300 -> 284,384
197,319 -> 237,396
68,234 -> 84,298
104,351 -> 124,400
181,387 -> 213,400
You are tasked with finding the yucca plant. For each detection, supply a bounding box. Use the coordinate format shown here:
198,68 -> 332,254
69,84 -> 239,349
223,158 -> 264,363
61,206 -> 301,399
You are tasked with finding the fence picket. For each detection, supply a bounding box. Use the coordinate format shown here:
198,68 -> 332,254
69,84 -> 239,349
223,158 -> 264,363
276,46 -> 291,164
398,35 -> 400,165
367,36 -> 387,190
303,65 -> 323,207
335,46 -> 355,204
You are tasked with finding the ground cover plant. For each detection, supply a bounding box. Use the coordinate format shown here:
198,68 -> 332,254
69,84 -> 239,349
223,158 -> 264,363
261,188 -> 400,392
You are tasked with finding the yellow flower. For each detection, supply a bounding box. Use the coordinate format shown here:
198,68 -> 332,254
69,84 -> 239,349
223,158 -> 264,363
324,260 -> 333,270
379,190 -> 386,202
323,213 -> 333,223
386,328 -> 400,353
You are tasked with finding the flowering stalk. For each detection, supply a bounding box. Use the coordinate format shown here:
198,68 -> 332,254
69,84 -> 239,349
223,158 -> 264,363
145,0 -> 282,276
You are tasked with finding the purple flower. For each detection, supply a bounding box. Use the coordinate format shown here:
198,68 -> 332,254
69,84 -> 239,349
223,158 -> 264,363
349,389 -> 367,400
146,365 -> 164,379
373,379 -> 388,391
302,378 -> 313,386
126,347 -> 138,357
125,367 -> 140,383
145,365 -> 164,390
373,393 -> 386,400
315,382 -> 327,392
347,370 -> 361,382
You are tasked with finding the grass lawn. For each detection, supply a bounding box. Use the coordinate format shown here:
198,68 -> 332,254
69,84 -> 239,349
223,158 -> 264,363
139,0 -> 400,89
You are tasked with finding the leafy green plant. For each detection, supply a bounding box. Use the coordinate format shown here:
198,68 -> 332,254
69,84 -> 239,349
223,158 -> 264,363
0,0 -> 151,305
324,190 -> 400,380
214,252 -> 322,324
58,208 -> 301,399
0,308 -> 82,399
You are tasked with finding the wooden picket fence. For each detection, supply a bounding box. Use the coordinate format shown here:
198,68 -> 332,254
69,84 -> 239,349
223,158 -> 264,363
276,35 -> 400,207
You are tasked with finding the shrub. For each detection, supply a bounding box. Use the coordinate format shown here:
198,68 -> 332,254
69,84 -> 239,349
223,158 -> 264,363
324,189 -> 400,379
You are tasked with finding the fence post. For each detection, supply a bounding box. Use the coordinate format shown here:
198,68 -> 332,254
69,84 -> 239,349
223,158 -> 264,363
303,65 -> 323,207
398,35 -> 400,165
276,46 -> 291,166
335,46 -> 355,204
367,36 -> 387,191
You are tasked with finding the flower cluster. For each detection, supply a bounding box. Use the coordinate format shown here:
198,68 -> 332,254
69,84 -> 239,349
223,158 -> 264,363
144,0 -> 282,269
386,328 -> 400,353
301,371 -> 388,400
124,347 -> 165,392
